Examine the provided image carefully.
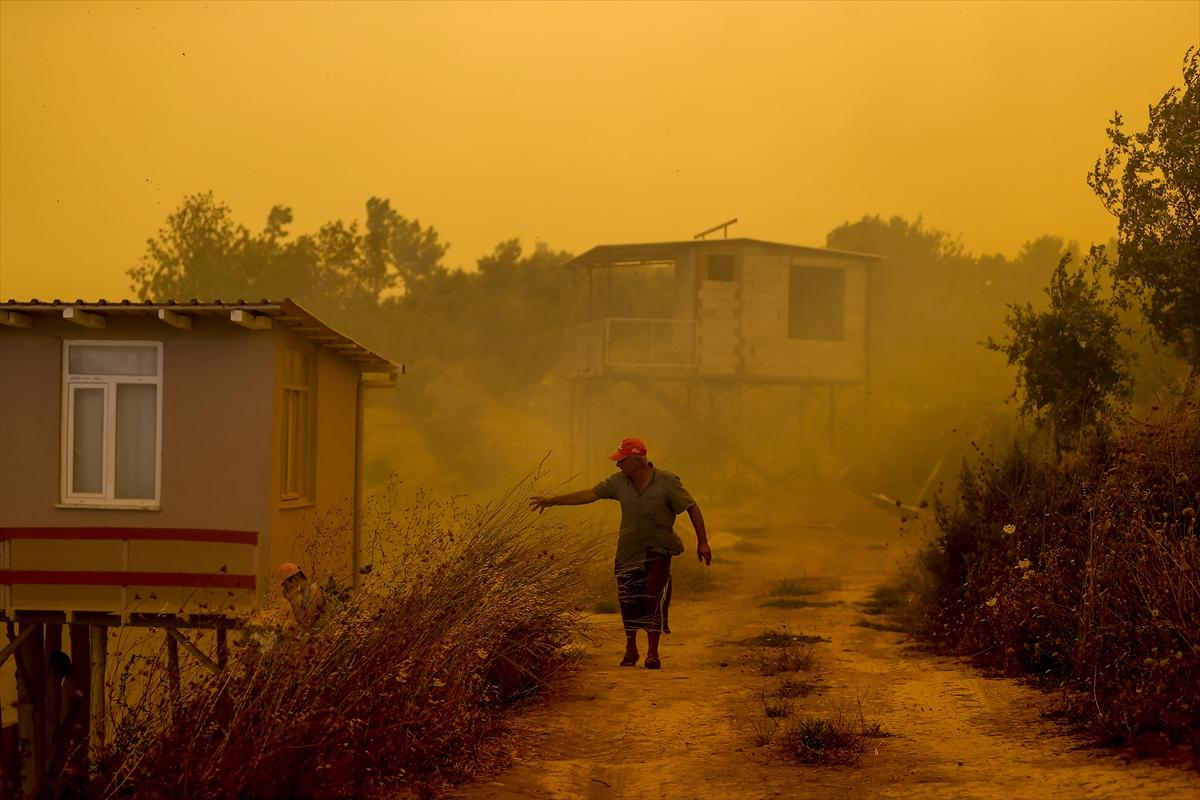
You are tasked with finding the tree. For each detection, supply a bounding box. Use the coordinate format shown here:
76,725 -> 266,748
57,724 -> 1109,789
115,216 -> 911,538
988,250 -> 1132,454
363,197 -> 447,297
1088,47 -> 1200,372
129,192 -> 252,300
127,194 -> 447,335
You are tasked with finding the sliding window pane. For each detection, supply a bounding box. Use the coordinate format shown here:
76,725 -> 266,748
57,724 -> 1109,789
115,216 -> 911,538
71,387 -> 105,494
115,384 -> 157,499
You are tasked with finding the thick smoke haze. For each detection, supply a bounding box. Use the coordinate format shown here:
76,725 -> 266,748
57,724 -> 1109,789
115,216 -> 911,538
1,1 -> 1197,300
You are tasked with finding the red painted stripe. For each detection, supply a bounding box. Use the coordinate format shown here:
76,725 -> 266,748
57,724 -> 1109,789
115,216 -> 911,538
0,570 -> 256,590
0,528 -> 257,545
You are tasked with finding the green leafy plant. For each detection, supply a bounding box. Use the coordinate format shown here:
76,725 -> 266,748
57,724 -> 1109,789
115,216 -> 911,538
1089,47 -> 1200,373
988,251 -> 1132,455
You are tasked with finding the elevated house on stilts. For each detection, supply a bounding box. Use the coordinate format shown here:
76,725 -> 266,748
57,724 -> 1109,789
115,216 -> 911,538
0,299 -> 399,796
562,225 -> 879,495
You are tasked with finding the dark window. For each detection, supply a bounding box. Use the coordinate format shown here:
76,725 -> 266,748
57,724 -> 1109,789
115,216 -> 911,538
788,266 -> 845,340
705,254 -> 735,282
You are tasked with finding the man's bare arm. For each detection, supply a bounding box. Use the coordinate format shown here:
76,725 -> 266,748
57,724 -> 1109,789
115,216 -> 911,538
529,489 -> 599,513
687,504 -> 712,566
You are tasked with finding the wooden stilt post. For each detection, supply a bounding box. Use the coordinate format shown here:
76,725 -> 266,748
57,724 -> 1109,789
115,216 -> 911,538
15,620 -> 46,798
68,623 -> 91,783
828,385 -> 838,452
216,628 -> 228,671
87,626 -> 106,766
44,623 -> 62,764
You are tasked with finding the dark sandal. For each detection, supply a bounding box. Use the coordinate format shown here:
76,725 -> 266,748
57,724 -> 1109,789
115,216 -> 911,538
620,652 -> 639,667
644,656 -> 661,670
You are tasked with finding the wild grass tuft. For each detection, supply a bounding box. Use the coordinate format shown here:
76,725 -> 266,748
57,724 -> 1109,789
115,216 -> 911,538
734,630 -> 829,648
775,698 -> 887,766
761,598 -> 837,609
776,677 -> 819,698
751,645 -> 816,676
766,577 -> 842,597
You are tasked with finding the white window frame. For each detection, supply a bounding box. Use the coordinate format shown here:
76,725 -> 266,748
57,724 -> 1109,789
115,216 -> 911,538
59,340 -> 163,509
280,346 -> 316,505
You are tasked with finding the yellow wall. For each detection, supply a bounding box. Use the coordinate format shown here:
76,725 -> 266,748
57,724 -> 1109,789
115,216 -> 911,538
267,327 -> 360,590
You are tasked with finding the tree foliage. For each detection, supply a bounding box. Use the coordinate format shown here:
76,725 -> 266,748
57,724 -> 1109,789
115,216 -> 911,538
1088,47 -> 1200,368
988,250 -> 1132,453
127,193 -> 447,328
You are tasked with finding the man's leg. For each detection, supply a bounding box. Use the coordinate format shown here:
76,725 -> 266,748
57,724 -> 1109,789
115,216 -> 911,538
616,563 -> 644,665
642,554 -> 672,668
646,631 -> 661,661
625,631 -> 639,660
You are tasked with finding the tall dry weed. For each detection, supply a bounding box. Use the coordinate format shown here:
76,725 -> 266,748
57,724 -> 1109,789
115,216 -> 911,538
84,474 -> 600,799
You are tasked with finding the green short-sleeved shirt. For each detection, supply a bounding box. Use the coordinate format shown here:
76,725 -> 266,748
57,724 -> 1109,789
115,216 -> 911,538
593,465 -> 696,568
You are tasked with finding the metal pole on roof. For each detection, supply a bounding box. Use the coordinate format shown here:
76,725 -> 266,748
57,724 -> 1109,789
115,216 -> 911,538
693,218 -> 738,240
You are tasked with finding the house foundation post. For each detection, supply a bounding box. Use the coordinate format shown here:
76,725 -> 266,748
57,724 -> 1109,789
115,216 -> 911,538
87,626 -> 106,766
68,623 -> 91,783
14,619 -> 45,798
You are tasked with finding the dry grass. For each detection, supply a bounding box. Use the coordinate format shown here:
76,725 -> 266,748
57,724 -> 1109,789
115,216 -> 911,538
752,646 -> 816,676
760,598 -> 838,609
766,577 -> 842,597
734,630 -> 829,648
776,677 -> 820,699
730,628 -> 828,676
80,474 -> 600,799
854,619 -> 907,633
775,698 -> 888,766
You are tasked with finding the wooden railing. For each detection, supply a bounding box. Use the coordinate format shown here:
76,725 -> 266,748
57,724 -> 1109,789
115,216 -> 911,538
563,317 -> 697,375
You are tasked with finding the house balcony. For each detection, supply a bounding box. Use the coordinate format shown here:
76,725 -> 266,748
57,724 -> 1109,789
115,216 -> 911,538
564,317 -> 697,377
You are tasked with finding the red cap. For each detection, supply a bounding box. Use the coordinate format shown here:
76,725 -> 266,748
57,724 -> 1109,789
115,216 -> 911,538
608,437 -> 648,461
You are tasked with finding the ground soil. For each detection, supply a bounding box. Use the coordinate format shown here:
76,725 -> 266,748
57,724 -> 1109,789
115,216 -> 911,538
453,493 -> 1200,800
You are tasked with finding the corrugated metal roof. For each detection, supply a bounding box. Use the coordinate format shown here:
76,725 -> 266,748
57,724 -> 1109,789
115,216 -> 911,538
563,238 -> 883,269
0,298 -> 400,374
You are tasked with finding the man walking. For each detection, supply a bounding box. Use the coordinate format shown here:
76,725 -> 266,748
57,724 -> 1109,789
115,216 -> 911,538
530,438 -> 711,669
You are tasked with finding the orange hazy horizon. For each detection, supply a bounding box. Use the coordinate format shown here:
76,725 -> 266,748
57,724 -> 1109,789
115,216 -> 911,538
1,0 -> 1196,300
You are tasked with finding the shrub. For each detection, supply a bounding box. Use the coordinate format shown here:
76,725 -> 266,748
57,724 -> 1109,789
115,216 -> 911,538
987,250 -> 1132,455
85,476 -> 600,799
922,402 -> 1200,753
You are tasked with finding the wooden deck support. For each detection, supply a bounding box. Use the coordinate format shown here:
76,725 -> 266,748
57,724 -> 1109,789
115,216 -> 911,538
87,626 -> 107,766
14,620 -> 46,797
44,623 -> 62,761
68,623 -> 92,780
1,610 -> 241,796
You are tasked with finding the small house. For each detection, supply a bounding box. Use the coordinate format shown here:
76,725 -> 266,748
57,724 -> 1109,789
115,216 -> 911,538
0,299 -> 398,792
563,237 -> 879,383
0,299 -> 399,616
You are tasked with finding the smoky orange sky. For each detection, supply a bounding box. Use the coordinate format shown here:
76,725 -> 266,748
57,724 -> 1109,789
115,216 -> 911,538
1,1 -> 1196,301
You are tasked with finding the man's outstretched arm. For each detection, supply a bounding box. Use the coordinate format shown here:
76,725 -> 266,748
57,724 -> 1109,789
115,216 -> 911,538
529,488 -> 599,513
687,503 -> 712,566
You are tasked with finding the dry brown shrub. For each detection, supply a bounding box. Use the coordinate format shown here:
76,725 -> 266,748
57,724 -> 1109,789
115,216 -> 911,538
84,475 -> 600,799
924,399 -> 1200,755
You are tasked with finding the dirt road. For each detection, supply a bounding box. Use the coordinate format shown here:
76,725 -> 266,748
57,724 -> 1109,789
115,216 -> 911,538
454,495 -> 1200,800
